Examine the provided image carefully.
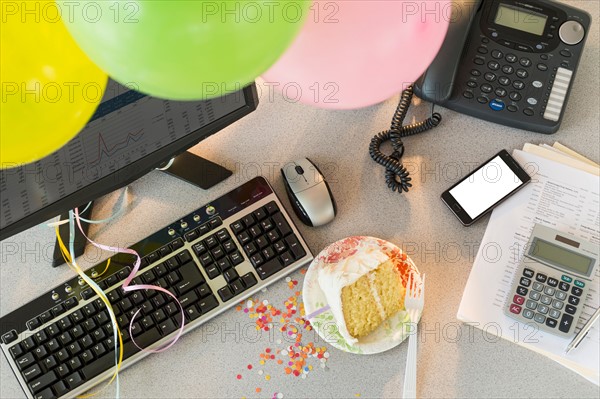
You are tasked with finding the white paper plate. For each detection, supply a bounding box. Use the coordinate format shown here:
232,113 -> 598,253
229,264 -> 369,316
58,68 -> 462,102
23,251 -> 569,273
302,236 -> 421,354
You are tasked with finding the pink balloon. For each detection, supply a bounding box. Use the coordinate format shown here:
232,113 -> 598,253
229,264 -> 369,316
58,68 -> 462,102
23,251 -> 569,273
262,0 -> 451,109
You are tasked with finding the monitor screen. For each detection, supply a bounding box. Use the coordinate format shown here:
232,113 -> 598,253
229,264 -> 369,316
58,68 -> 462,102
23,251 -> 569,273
0,80 -> 257,239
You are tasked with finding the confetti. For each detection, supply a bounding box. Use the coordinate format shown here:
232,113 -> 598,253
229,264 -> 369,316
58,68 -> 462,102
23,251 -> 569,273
236,374 -> 242,380
256,388 -> 262,393
355,394 -> 361,397
277,393 -> 284,399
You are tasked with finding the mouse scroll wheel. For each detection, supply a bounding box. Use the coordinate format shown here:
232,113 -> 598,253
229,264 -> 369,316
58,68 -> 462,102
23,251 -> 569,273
295,165 -> 305,175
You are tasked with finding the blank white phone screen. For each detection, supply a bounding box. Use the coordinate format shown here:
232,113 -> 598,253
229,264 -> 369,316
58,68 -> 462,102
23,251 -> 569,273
449,156 -> 523,219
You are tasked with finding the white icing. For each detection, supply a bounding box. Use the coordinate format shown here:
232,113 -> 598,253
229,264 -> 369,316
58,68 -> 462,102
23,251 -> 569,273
317,248 -> 389,344
367,273 -> 386,320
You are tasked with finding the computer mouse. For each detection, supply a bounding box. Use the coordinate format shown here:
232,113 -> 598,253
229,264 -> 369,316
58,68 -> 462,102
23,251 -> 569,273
281,158 -> 337,227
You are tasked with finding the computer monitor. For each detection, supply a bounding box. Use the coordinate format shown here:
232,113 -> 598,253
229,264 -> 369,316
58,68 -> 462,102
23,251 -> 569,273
0,79 -> 259,242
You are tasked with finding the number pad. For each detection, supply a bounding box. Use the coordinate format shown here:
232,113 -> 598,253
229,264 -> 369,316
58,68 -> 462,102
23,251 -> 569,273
507,266 -> 585,336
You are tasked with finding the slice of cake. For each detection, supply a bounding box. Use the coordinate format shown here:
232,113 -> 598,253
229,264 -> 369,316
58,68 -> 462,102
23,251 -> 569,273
317,248 -> 405,344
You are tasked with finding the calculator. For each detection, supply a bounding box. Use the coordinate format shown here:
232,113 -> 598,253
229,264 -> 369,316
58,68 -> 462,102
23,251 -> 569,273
505,224 -> 599,336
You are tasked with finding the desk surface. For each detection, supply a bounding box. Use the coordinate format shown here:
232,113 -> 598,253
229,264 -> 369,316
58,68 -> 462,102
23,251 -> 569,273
2,2 -> 599,397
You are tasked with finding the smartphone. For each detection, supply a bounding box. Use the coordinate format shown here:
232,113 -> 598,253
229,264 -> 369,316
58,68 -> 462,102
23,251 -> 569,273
441,149 -> 531,226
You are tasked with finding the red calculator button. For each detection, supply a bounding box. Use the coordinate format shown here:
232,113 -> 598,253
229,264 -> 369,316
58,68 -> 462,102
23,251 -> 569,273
509,304 -> 522,314
513,295 -> 525,305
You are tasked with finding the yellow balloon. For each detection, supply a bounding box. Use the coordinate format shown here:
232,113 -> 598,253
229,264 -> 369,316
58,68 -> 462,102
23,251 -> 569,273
1,0 -> 107,168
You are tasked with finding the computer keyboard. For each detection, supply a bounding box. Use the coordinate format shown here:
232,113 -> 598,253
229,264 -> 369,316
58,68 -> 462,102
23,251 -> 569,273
0,177 -> 314,399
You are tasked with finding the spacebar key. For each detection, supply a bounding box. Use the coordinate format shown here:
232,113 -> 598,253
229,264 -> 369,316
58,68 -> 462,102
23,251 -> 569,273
122,327 -> 162,359
81,353 -> 115,380
255,258 -> 283,280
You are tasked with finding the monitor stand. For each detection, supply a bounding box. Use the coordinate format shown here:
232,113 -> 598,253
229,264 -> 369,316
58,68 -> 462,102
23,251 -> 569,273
158,151 -> 232,190
51,151 -> 231,267
51,202 -> 95,267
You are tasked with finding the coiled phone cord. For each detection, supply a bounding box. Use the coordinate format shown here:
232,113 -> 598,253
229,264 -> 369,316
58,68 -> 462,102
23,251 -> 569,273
369,85 -> 442,193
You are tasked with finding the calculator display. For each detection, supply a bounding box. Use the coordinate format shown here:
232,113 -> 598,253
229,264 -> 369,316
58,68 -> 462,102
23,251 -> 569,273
529,238 -> 594,276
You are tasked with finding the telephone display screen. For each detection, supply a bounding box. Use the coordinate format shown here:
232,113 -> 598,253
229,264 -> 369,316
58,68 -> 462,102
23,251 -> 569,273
494,4 -> 548,36
449,156 -> 524,219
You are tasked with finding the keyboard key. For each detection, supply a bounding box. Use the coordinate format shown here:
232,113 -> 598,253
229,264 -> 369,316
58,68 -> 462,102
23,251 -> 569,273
80,334 -> 94,348
81,287 -> 94,300
241,273 -> 258,289
198,223 -> 211,235
158,319 -> 177,336
281,251 -> 294,266
237,232 -> 251,245
223,268 -> 239,283
217,258 -> 232,271
179,291 -> 200,308
177,262 -> 205,292
56,364 -> 70,378
205,236 -> 219,248
256,258 -> 284,280
254,208 -> 267,221
22,364 -> 43,382
285,235 -> 306,259
230,221 -> 244,234
249,225 -> 262,238
28,370 -> 57,394
34,387 -> 54,399
9,343 -> 24,359
199,253 -> 213,268
199,295 -> 219,314
218,286 -> 234,302
178,250 -> 192,264
68,341 -> 82,356
16,353 -> 35,371
216,229 -> 231,242
209,218 -> 222,229
230,280 -> 245,296
264,201 -> 279,214
65,371 -> 84,390
256,235 -> 269,249
43,355 -> 57,370
92,342 -> 107,357
46,338 -> 59,353
193,242 -> 208,256
250,253 -> 264,267
230,251 -> 244,266
272,213 -> 291,236
34,329 -> 48,344
123,327 -> 161,358
185,306 -> 202,321
39,311 -> 52,325
222,240 -> 236,253
211,247 -> 225,260
171,238 -> 185,250
53,381 -> 69,396
33,346 -> 48,360
244,242 -> 258,256
242,214 -> 255,226
262,247 -> 275,260
51,303 -> 65,317
198,284 -> 212,298
27,318 -> 41,331
184,229 -> 199,242
274,241 -> 286,253
22,336 -> 36,351
261,218 -> 274,231
267,229 -> 280,242
83,302 -> 97,317
205,265 -> 220,279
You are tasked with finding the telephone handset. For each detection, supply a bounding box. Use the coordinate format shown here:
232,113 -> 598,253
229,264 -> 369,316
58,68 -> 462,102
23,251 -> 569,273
414,0 -> 591,134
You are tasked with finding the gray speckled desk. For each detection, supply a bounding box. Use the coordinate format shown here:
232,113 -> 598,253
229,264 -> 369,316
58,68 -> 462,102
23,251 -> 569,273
2,2 -> 599,396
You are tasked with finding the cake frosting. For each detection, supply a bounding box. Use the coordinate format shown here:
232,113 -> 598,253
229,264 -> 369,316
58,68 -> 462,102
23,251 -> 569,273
317,247 -> 390,344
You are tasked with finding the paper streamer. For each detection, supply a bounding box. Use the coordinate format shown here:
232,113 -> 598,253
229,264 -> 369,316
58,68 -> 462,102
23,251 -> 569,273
72,208 -> 186,353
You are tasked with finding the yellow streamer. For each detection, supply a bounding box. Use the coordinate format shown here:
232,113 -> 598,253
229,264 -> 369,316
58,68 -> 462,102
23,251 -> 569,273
55,227 -> 124,397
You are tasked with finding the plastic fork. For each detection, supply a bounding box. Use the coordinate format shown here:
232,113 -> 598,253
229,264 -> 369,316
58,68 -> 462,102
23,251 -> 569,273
403,273 -> 425,399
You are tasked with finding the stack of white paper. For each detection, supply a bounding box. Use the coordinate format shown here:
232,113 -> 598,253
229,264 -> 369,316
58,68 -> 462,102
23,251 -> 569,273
457,142 -> 600,385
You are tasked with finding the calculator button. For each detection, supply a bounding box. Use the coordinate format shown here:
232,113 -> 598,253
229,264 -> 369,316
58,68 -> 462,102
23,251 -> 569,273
513,80 -> 525,90
546,277 -> 558,287
545,318 -> 558,328
522,309 -> 534,319
558,282 -> 570,291
543,286 -> 555,296
509,304 -> 521,314
534,314 -> 546,323
516,286 -> 528,296
498,76 -> 511,86
484,72 -> 497,82
555,291 -> 566,300
540,295 -> 552,305
561,275 -> 572,283
523,268 -> 534,278
568,295 -> 580,306
529,291 -> 541,301
494,88 -> 506,97
551,300 -> 563,310
488,61 -> 500,70
519,277 -> 531,287
525,300 -> 537,310
571,286 -> 583,297
565,304 -> 576,315
532,282 -> 544,292
537,305 -> 549,314
549,309 -> 561,319
535,273 -> 547,283
574,280 -> 585,288
558,314 -> 574,333
513,295 -> 525,305
481,83 -> 493,93
516,69 -> 528,79
509,92 -> 521,101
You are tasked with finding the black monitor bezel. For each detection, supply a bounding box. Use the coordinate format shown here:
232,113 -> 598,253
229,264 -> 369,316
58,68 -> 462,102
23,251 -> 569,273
0,83 -> 259,241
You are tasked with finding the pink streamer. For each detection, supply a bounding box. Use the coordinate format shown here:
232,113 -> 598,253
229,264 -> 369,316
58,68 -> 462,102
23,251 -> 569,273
73,208 -> 185,353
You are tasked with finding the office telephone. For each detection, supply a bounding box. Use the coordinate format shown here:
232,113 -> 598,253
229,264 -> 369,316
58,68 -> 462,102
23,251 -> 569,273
414,0 -> 591,134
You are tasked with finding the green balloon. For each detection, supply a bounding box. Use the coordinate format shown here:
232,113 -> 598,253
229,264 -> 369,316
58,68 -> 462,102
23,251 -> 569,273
59,0 -> 309,100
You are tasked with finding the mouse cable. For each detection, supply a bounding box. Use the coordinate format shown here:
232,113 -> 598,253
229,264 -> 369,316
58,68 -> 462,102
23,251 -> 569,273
369,85 -> 442,193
